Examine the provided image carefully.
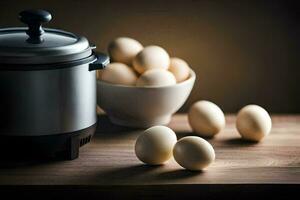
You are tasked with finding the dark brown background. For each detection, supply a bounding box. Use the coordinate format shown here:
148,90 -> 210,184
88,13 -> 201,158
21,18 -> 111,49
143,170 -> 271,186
0,0 -> 298,113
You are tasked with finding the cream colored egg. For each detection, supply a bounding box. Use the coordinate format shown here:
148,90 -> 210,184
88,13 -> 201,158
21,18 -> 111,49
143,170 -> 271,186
100,62 -> 137,85
133,45 -> 170,74
136,69 -> 176,87
169,57 -> 190,82
135,126 -> 177,165
173,136 -> 215,171
188,101 -> 225,137
108,37 -> 143,65
236,105 -> 272,142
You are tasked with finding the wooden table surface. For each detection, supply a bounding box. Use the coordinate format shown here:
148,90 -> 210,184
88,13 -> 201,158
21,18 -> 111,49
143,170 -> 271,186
0,114 -> 299,199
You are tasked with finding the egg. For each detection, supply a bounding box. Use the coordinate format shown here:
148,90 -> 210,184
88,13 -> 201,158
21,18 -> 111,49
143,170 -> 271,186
135,126 -> 177,165
136,69 -> 176,87
133,45 -> 170,74
168,57 -> 190,82
236,105 -> 272,142
188,101 -> 225,137
108,37 -> 143,65
173,136 -> 215,171
100,62 -> 137,85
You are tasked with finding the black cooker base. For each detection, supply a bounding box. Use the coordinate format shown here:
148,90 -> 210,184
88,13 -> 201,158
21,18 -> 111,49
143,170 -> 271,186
0,123 -> 96,160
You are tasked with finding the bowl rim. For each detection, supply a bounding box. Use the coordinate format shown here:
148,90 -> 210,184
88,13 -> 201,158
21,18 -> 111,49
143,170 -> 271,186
97,69 -> 196,89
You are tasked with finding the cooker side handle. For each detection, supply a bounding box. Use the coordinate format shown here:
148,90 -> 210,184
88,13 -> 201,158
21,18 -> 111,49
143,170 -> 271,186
89,52 -> 110,71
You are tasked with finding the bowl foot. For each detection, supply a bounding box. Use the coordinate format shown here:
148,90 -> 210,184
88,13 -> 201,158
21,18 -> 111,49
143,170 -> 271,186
108,115 -> 172,128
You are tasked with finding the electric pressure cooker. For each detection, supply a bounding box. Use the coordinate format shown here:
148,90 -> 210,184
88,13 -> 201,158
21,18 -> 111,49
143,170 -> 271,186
0,9 -> 109,159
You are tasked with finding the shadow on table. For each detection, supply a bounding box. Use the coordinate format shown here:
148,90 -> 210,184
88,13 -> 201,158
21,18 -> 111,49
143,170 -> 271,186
95,114 -> 142,134
222,138 -> 259,146
174,131 -> 195,139
0,154 -> 64,169
89,164 -> 162,184
91,164 -> 203,184
92,114 -> 143,142
174,131 -> 218,144
155,169 -> 204,180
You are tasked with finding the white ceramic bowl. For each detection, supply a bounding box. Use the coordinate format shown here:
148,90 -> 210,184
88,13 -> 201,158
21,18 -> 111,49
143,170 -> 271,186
97,70 -> 196,128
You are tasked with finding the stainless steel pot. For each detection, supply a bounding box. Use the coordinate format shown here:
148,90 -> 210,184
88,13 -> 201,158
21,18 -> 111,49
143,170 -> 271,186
0,9 -> 109,159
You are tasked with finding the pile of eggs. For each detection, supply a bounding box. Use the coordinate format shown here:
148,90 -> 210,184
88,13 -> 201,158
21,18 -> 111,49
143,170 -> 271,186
98,37 -> 191,87
98,37 -> 273,171
135,102 -> 272,171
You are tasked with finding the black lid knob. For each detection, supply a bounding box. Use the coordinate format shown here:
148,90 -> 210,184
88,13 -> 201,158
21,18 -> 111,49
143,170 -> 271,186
19,9 -> 52,44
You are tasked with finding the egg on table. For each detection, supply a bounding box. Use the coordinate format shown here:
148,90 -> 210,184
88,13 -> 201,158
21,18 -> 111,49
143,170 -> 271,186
236,105 -> 272,142
169,57 -> 190,82
136,69 -> 176,87
173,136 -> 215,171
100,62 -> 137,85
188,100 -> 225,137
133,45 -> 170,74
108,37 -> 143,65
135,126 -> 177,165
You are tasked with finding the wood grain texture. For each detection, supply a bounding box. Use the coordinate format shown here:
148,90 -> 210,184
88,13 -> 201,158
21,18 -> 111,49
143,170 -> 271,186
0,114 -> 299,198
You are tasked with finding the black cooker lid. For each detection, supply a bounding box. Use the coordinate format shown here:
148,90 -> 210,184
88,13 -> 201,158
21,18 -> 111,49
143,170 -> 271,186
0,9 -> 94,69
